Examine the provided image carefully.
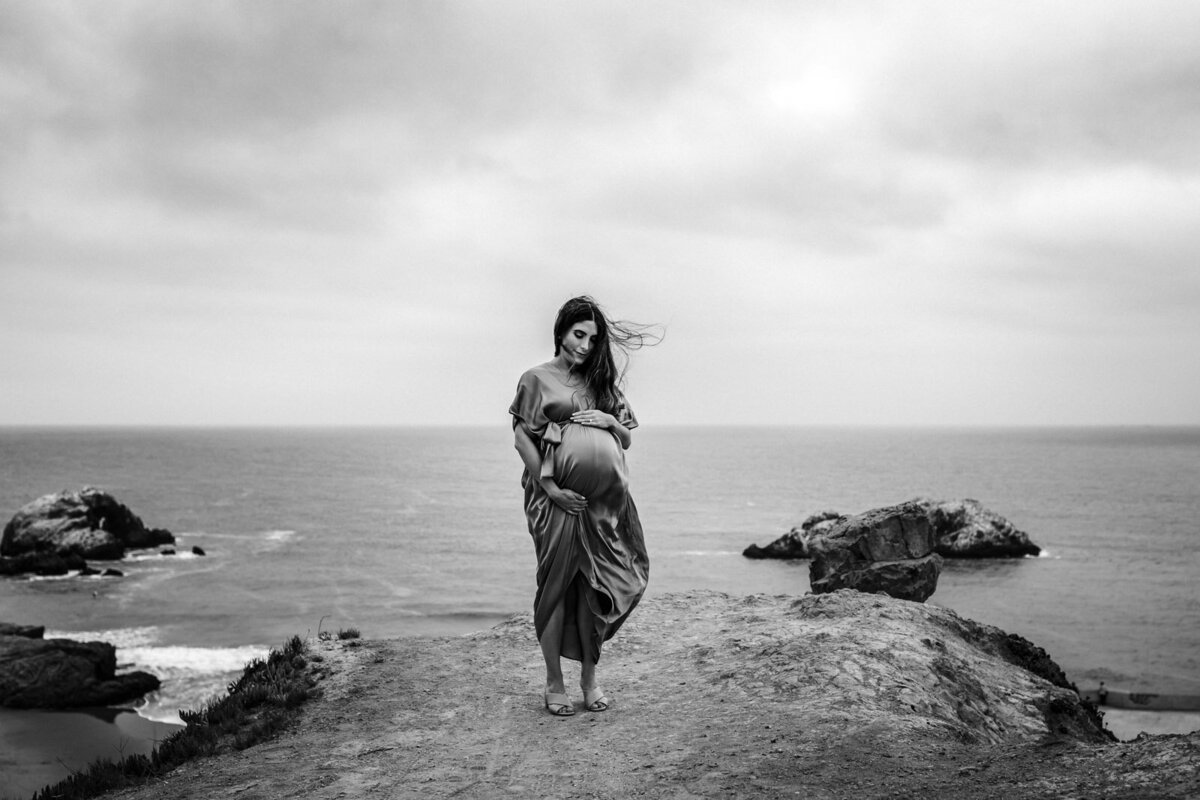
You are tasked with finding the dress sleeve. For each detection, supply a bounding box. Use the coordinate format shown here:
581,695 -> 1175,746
615,391 -> 638,430
509,370 -> 549,440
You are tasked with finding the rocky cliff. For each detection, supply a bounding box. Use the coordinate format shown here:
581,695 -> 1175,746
91,591 -> 1199,800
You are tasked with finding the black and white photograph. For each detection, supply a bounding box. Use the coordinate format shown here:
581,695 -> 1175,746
2,1 -> 1198,797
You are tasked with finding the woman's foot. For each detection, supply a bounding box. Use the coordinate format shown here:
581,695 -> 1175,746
582,687 -> 609,712
543,687 -> 575,716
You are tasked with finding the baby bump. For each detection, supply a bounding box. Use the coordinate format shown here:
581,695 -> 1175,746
554,423 -> 628,498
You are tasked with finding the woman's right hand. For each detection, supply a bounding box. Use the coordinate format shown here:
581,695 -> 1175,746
542,481 -> 588,515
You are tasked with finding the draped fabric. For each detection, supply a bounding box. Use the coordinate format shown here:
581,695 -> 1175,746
509,363 -> 648,663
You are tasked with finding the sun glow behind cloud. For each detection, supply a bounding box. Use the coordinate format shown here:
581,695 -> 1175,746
763,67 -> 861,125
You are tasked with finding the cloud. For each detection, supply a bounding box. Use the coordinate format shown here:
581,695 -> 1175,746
2,0 -> 1199,425
869,1 -> 1200,168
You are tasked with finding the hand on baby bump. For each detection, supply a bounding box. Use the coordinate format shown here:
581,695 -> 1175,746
571,410 -> 614,429
545,482 -> 588,515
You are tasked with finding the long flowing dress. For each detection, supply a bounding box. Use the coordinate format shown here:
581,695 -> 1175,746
509,363 -> 649,663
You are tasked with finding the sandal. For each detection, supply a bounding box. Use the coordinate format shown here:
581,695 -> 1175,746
582,688 -> 609,712
543,689 -> 575,716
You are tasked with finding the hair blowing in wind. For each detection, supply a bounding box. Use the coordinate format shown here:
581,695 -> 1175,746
552,296 -> 663,416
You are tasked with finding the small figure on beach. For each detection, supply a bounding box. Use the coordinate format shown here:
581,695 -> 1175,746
1098,681 -> 1108,706
510,296 -> 658,716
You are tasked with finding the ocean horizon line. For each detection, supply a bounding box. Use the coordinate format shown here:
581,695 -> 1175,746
3,422 -> 1199,432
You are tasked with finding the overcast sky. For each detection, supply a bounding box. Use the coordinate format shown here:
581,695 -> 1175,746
3,1 -> 1198,426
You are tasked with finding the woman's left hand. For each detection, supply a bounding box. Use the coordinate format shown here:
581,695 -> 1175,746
571,409 -> 615,429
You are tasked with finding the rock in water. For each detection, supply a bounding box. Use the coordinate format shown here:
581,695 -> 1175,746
746,499 -> 1041,561
0,634 -> 160,708
0,623 -> 44,639
1,487 -> 175,561
743,511 -> 844,559
0,550 -> 88,576
924,498 -> 1042,558
808,500 -> 942,602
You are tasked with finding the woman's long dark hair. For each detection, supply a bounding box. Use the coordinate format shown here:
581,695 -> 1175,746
553,296 -> 662,415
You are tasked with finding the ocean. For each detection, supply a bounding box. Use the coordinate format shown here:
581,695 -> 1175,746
2,425 -> 1198,794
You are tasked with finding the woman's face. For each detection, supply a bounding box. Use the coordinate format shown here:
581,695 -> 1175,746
559,320 -> 598,367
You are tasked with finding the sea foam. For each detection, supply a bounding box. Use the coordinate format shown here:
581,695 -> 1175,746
44,626 -> 268,725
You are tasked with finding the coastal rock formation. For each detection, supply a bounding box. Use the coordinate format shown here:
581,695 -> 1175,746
742,510 -> 843,559
1,487 -> 175,563
0,629 -> 160,708
925,498 -> 1042,558
808,500 -> 943,602
745,498 -> 1041,561
0,623 -> 44,638
0,549 -> 88,576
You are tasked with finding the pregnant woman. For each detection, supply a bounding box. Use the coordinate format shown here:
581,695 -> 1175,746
510,296 -> 657,716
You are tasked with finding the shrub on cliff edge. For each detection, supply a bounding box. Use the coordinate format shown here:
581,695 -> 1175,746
31,635 -> 316,800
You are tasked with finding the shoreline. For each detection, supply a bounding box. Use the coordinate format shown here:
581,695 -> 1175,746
1102,709 -> 1200,741
0,707 -> 182,798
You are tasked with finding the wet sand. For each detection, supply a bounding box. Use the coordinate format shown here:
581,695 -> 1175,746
1102,709 -> 1200,741
0,707 -> 181,798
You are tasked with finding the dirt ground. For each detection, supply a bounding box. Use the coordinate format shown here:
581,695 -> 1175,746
104,592 -> 1199,800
